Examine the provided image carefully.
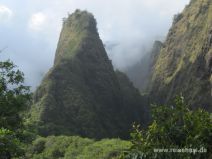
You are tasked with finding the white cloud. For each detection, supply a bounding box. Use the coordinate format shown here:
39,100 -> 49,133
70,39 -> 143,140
1,0 -> 190,88
29,12 -> 47,31
0,5 -> 13,22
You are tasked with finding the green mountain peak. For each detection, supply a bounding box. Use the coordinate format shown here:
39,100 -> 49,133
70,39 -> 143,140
29,10 -> 148,139
54,10 -> 98,65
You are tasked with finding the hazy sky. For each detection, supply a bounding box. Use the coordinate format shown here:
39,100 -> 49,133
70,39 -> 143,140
0,0 -> 189,89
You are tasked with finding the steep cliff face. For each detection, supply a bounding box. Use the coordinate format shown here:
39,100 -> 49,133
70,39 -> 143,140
126,41 -> 163,92
30,10 -> 148,139
149,0 -> 212,111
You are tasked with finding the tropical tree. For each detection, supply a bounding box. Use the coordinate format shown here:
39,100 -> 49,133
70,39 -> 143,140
0,58 -> 31,158
122,96 -> 212,159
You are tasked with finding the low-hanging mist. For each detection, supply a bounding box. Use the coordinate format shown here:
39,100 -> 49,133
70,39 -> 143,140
0,0 -> 189,89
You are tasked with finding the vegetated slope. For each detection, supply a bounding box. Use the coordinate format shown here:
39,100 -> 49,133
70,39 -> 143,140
126,41 -> 163,92
149,0 -> 212,111
29,10 -> 148,139
26,136 -> 130,159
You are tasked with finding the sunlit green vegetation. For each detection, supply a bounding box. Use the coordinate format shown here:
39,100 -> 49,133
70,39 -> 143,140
122,96 -> 212,159
25,136 -> 130,159
0,59 -> 31,158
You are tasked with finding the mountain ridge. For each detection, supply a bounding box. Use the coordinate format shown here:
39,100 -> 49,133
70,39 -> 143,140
148,0 -> 212,111
29,10 -> 148,139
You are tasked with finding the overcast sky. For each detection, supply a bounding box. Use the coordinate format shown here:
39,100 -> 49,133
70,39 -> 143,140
0,0 -> 189,90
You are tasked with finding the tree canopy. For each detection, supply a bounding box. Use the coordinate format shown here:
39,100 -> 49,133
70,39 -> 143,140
122,96 -> 212,159
0,59 -> 31,158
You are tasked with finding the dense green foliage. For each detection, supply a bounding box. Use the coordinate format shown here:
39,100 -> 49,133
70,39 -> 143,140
26,136 -> 130,159
29,10 -> 148,139
2,1 -> 212,158
122,96 -> 212,159
149,0 -> 212,110
0,60 -> 30,130
0,59 -> 31,158
0,128 -> 24,158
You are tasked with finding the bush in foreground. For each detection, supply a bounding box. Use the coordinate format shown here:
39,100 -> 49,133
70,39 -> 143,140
26,136 -> 130,159
0,59 -> 31,158
121,96 -> 212,159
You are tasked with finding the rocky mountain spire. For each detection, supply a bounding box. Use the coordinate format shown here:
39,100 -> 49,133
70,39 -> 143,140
29,10 -> 148,139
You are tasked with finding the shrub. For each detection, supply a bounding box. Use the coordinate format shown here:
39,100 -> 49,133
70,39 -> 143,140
122,96 -> 212,159
0,128 -> 24,158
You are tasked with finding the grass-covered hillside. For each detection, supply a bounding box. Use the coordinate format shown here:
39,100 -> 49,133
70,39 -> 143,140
149,0 -> 212,111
